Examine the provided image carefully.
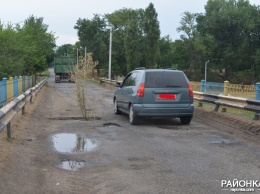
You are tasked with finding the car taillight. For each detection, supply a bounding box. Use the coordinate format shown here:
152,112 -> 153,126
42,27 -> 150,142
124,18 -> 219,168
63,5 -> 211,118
188,83 -> 193,97
137,83 -> 145,97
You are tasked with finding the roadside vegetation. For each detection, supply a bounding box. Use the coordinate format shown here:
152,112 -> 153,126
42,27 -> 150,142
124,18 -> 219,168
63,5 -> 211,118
72,0 -> 260,84
0,15 -> 55,79
38,70 -> 51,77
1,1 -> 259,85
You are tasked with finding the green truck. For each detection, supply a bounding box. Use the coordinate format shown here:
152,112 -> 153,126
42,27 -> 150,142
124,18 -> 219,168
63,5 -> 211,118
54,56 -> 77,83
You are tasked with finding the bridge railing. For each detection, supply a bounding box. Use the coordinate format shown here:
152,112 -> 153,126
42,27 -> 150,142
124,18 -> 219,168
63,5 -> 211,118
0,76 -> 36,107
0,78 -> 46,139
191,80 -> 260,100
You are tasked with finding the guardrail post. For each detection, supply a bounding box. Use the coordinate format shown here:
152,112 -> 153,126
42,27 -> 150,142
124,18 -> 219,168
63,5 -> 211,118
22,106 -> 25,115
7,122 -> 11,139
222,80 -> 229,112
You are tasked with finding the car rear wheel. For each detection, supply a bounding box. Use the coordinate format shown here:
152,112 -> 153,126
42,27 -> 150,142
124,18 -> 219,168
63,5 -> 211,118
129,104 -> 138,125
114,99 -> 121,115
180,116 -> 192,125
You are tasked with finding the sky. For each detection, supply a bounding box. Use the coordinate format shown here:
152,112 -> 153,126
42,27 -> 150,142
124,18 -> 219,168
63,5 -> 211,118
1,0 -> 259,47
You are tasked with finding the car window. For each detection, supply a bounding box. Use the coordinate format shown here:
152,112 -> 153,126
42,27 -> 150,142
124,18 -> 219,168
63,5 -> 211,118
122,72 -> 138,87
145,71 -> 188,88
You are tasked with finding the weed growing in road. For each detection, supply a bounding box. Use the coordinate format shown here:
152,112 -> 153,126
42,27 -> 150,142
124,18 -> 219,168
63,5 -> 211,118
74,53 -> 103,120
74,60 -> 88,120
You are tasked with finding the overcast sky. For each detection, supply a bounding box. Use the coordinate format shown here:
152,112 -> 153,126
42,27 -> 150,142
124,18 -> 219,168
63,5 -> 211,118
1,0 -> 259,47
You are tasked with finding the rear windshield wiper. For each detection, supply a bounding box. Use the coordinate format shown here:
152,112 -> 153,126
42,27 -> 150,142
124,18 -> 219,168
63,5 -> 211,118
165,85 -> 181,88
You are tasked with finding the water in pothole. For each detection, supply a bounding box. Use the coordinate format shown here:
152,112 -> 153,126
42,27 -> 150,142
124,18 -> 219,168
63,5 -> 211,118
58,160 -> 86,171
103,123 -> 121,127
52,133 -> 97,153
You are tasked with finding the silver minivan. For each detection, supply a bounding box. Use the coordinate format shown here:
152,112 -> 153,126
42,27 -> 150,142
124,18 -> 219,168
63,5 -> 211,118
114,68 -> 194,125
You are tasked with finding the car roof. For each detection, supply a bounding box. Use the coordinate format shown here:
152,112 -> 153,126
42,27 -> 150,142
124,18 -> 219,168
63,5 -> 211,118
133,68 -> 182,73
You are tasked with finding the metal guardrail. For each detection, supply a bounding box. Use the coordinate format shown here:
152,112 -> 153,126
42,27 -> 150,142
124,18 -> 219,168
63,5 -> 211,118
100,78 -> 121,84
194,91 -> 260,120
0,78 -> 47,138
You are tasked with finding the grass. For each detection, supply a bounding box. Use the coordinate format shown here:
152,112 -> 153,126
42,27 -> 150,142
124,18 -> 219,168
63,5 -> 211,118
225,107 -> 255,118
194,100 -> 255,119
38,70 -> 50,77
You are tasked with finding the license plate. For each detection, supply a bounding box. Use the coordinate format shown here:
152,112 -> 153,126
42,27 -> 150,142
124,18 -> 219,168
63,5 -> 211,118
157,94 -> 176,100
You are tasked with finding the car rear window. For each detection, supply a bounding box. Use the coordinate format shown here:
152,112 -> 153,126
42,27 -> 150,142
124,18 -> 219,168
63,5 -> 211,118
145,71 -> 188,88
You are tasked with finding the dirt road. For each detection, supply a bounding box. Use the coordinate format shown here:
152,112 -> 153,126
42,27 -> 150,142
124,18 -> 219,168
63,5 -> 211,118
0,70 -> 259,194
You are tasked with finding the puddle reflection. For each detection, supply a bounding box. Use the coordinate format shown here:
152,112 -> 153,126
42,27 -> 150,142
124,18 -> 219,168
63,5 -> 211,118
52,133 -> 97,153
59,160 -> 85,171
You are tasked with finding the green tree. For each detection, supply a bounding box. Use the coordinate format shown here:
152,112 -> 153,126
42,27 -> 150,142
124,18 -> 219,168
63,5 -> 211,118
254,49 -> 260,82
143,3 -> 160,68
106,8 -> 138,75
124,17 -> 142,72
74,14 -> 108,75
157,36 -> 174,69
177,12 -> 198,40
198,0 -> 258,81
176,11 -> 207,80
19,15 -> 56,74
74,14 -> 107,59
0,24 -> 24,78
55,44 -> 77,57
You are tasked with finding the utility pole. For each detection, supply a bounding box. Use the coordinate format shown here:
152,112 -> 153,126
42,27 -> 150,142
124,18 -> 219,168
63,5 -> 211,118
205,60 -> 209,93
108,26 -> 112,80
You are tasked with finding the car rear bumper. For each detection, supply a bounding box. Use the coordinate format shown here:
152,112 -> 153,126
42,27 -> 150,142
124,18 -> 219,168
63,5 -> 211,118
133,104 -> 194,117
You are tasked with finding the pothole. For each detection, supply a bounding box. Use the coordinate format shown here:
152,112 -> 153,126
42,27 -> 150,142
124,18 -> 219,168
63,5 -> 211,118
58,160 -> 86,171
52,133 -> 98,153
103,123 -> 121,127
48,117 -> 100,121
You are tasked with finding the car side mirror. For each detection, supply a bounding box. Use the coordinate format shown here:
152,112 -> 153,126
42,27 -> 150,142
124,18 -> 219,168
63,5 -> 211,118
115,82 -> 122,87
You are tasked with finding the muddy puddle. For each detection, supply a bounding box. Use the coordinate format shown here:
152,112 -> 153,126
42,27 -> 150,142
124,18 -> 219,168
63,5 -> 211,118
52,133 -> 98,153
58,160 -> 86,171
